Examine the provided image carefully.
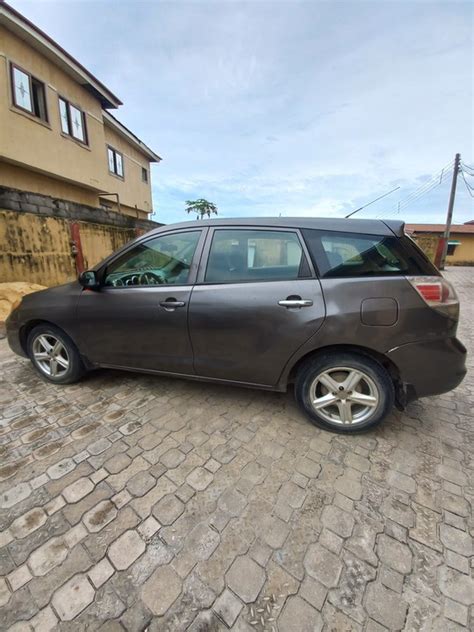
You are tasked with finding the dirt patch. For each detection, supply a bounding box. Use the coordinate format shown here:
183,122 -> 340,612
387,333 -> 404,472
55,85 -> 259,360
0,282 -> 46,321
34,440 -> 63,459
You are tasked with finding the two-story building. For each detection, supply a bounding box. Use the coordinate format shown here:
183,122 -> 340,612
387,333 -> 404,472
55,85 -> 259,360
0,1 -> 162,285
0,0 -> 161,217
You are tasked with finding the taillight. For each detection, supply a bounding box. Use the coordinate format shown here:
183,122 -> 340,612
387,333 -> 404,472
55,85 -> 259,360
408,276 -> 459,319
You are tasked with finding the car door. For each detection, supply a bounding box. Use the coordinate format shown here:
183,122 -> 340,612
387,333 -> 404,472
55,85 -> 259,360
77,228 -> 206,374
188,226 -> 326,386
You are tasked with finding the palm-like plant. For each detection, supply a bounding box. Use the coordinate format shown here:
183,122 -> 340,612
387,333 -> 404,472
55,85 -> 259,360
185,199 -> 218,220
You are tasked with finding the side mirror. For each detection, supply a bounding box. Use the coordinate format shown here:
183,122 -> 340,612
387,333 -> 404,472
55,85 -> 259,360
79,270 -> 100,289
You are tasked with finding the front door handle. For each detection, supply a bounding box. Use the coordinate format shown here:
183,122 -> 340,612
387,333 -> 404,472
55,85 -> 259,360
278,298 -> 313,308
159,299 -> 186,311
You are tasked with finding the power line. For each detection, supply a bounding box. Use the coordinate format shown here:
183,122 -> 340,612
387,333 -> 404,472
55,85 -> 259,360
460,166 -> 474,198
461,161 -> 474,175
397,174 -> 451,212
396,161 -> 453,207
375,160 -> 455,218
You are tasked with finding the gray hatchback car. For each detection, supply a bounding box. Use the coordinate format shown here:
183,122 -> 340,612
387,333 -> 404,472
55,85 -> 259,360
6,217 -> 467,433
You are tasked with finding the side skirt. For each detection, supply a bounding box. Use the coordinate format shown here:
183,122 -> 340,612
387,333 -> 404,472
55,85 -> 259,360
94,363 -> 287,393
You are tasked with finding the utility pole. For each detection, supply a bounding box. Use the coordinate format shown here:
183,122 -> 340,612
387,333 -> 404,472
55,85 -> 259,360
439,153 -> 461,270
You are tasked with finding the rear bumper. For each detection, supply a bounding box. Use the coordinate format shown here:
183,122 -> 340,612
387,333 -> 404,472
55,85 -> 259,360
387,337 -> 467,401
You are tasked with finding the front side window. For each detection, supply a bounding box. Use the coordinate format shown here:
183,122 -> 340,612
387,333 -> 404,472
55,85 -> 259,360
11,64 -> 48,121
58,97 -> 87,143
104,231 -> 201,287
302,229 -> 426,278
108,147 -> 124,177
142,167 -> 148,183
205,229 -> 305,283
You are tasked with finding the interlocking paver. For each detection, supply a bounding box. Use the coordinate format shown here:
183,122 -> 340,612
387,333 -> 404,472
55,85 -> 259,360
10,507 -> 47,539
28,536 -> 68,576
0,267 -> 472,628
377,534 -> 413,574
62,476 -> 94,503
0,578 -> 10,607
51,573 -> 95,620
108,529 -> 146,570
304,543 -> 344,588
152,493 -> 184,525
278,594 -> 323,631
212,588 -> 243,626
226,555 -> 265,603
141,564 -> 182,615
365,581 -> 408,630
186,466 -> 214,491
88,557 -> 114,588
83,499 -> 118,532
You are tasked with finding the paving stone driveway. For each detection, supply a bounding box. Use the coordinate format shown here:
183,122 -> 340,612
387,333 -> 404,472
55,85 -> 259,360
0,267 -> 472,632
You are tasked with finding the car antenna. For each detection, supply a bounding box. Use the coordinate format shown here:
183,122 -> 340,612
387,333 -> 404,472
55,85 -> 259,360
344,186 -> 400,218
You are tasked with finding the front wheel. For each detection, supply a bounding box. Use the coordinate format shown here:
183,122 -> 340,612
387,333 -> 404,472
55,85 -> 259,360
295,352 -> 394,433
27,324 -> 85,384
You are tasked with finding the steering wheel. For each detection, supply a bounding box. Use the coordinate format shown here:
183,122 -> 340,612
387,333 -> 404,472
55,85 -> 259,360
139,271 -> 167,285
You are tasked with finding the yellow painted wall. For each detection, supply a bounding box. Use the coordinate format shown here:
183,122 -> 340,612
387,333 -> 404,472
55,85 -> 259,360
412,234 -> 439,264
445,232 -> 474,265
414,231 -> 474,265
0,25 -> 154,214
0,209 -> 138,286
78,222 -> 136,270
0,209 -> 74,285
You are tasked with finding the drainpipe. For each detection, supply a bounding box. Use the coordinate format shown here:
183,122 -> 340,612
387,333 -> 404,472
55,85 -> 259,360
99,192 -> 121,214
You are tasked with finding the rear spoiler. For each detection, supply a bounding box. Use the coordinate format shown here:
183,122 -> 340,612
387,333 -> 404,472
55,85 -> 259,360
381,220 -> 405,237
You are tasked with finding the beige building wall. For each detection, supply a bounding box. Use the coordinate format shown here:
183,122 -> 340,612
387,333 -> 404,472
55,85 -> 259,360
102,122 -> 153,217
444,232 -> 474,265
0,25 -> 155,217
413,231 -> 474,266
0,162 -> 99,207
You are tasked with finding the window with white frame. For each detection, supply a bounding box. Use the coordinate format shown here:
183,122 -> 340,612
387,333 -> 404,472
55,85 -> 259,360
11,64 -> 48,122
107,147 -> 124,178
58,97 -> 87,144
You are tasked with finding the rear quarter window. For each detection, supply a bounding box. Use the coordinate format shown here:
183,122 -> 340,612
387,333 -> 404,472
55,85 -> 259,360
302,229 -> 431,278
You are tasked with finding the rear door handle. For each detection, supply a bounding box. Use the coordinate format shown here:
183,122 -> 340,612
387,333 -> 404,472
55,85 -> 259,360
278,299 -> 313,308
159,299 -> 186,311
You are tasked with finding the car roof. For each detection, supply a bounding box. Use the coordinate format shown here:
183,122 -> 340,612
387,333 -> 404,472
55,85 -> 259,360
149,217 -> 405,237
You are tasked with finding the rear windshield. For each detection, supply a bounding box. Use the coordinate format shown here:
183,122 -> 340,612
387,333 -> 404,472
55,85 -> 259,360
302,229 -> 436,278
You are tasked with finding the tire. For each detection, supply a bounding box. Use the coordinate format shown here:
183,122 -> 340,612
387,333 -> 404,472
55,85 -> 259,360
27,323 -> 85,384
295,352 -> 394,433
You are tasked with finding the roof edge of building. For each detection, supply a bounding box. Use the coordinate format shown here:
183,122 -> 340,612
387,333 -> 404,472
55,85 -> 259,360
0,0 -> 122,109
103,112 -> 162,163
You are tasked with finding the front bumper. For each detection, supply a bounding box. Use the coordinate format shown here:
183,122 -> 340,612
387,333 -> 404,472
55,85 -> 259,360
5,309 -> 27,358
387,337 -> 467,402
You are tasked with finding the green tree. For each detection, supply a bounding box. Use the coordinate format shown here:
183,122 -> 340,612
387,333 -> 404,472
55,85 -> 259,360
185,198 -> 218,220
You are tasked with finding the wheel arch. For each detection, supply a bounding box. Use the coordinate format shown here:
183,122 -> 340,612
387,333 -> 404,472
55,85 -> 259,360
20,319 -> 82,359
285,343 -> 401,387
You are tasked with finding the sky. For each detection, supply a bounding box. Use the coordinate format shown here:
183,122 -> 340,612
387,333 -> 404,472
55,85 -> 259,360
11,0 -> 474,225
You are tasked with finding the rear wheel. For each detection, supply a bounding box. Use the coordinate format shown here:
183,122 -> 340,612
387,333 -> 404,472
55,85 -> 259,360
295,352 -> 394,433
27,324 -> 85,384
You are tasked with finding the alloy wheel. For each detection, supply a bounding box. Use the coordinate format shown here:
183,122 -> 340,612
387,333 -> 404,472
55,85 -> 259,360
32,334 -> 70,378
309,366 -> 379,425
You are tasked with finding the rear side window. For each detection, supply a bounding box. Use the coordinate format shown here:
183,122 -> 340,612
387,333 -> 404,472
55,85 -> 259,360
302,229 -> 428,278
205,229 -> 308,283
